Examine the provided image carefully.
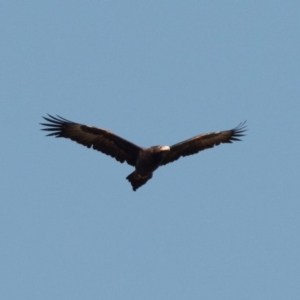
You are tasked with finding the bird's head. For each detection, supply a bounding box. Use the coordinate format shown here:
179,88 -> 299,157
149,145 -> 170,158
147,145 -> 170,163
156,145 -> 170,152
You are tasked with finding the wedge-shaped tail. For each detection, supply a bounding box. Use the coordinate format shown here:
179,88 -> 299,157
126,172 -> 153,191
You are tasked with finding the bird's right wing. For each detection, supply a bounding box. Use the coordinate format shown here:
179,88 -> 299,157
161,122 -> 247,166
41,115 -> 142,166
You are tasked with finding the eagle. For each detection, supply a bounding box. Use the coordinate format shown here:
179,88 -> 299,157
41,115 -> 246,191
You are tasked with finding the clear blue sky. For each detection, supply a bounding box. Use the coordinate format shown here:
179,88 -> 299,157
1,1 -> 300,299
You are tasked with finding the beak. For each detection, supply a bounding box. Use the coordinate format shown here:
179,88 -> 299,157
160,146 -> 170,151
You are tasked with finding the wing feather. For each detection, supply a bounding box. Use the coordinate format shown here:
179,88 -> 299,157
161,121 -> 247,165
41,115 -> 142,166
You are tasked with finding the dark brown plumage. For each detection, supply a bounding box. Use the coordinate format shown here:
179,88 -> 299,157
41,115 -> 247,191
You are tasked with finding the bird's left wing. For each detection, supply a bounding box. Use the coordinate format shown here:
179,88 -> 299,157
161,122 -> 247,166
41,115 -> 142,166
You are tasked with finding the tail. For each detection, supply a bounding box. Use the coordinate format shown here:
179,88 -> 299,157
126,171 -> 153,191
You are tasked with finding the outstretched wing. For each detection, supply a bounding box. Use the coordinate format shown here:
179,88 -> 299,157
161,121 -> 247,166
41,115 -> 142,166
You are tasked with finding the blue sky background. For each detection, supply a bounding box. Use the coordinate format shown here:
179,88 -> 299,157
1,1 -> 300,299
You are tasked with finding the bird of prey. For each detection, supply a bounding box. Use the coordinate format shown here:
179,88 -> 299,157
41,115 -> 246,191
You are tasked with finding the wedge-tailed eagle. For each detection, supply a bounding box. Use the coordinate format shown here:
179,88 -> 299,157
41,115 -> 246,191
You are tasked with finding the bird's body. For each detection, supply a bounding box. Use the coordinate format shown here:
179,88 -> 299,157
41,115 -> 246,191
126,145 -> 170,190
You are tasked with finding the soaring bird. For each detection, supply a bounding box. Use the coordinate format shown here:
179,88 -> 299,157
41,115 -> 246,191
